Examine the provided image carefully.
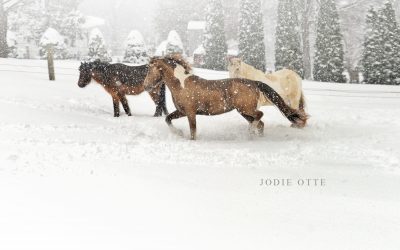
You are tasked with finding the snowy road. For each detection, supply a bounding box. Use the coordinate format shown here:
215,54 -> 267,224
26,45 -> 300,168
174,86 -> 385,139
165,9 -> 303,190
1,59 -> 400,250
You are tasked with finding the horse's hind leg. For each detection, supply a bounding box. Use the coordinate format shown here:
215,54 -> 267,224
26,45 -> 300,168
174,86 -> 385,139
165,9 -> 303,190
112,95 -> 120,117
253,111 -> 264,135
240,110 -> 264,136
240,113 -> 256,134
119,94 -> 132,116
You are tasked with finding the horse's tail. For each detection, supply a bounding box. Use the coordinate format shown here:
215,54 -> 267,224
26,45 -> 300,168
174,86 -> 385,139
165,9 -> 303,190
256,81 -> 308,128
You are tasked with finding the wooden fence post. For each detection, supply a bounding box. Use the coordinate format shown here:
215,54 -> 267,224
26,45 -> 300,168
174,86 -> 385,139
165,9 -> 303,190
47,44 -> 55,81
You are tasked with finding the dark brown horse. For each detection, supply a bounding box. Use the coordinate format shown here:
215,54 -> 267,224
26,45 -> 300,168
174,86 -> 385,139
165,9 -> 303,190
77,60 -> 168,117
143,54 -> 308,140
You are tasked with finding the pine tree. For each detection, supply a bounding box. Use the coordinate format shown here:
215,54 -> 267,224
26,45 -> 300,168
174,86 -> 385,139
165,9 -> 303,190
274,0 -> 303,77
313,0 -> 346,83
238,0 -> 266,72
377,1 -> 400,85
203,0 -> 227,70
87,28 -> 111,62
361,7 -> 382,85
362,2 -> 400,85
123,30 -> 149,65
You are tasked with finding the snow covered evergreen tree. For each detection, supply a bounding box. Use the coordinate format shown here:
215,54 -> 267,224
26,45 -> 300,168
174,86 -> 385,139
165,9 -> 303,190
238,0 -> 266,72
362,2 -> 400,85
203,0 -> 227,70
165,30 -> 184,55
7,1 -> 45,46
275,0 -> 303,77
87,28 -> 111,62
123,30 -> 149,65
361,7 -> 382,85
313,0 -> 346,83
376,1 -> 400,85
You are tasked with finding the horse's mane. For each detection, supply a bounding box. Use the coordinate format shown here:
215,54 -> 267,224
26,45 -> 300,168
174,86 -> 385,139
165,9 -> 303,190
91,60 -> 110,72
162,54 -> 192,73
79,60 -> 110,72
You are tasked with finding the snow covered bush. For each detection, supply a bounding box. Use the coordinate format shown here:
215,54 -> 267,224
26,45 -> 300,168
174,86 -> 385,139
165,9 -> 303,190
239,0 -> 266,72
87,28 -> 111,62
154,40 -> 168,56
154,30 -> 184,56
39,28 -> 67,60
123,30 -> 149,65
165,30 -> 184,55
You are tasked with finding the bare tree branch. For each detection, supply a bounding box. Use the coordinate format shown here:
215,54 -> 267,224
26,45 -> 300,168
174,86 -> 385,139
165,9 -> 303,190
339,0 -> 371,11
4,0 -> 23,12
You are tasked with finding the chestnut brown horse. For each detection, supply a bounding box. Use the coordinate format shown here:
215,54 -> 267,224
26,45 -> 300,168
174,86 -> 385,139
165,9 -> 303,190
77,60 -> 168,117
143,54 -> 308,140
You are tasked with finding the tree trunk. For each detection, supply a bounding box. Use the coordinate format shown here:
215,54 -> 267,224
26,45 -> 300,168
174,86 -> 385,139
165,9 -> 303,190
0,0 -> 9,58
301,0 -> 313,80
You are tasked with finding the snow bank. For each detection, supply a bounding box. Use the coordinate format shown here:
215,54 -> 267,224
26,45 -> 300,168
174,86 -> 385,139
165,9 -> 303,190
1,58 -> 400,250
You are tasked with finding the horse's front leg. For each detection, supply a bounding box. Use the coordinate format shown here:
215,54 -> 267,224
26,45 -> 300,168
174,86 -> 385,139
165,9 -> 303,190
149,83 -> 168,117
118,93 -> 132,116
166,110 -> 185,136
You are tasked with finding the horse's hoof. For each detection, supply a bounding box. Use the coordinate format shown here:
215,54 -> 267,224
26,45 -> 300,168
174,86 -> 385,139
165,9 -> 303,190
114,114 -> 120,118
169,126 -> 184,137
127,113 -> 132,117
291,123 -> 305,129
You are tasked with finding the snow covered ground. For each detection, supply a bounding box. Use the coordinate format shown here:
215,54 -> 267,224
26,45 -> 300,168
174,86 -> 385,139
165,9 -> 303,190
1,58 -> 400,250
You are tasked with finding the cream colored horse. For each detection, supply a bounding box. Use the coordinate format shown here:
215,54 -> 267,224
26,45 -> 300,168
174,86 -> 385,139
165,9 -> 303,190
228,58 -> 306,113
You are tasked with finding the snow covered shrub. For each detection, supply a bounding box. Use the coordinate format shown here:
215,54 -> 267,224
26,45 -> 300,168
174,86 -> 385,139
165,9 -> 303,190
165,30 -> 184,55
123,30 -> 149,65
39,28 -> 68,59
87,28 -> 112,62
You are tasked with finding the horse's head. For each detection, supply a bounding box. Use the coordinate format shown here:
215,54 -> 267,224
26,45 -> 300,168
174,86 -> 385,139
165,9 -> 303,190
228,57 -> 242,77
77,62 -> 92,88
144,58 -> 164,92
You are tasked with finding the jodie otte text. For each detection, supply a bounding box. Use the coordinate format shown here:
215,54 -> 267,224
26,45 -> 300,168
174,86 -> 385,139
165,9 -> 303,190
259,178 -> 326,187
